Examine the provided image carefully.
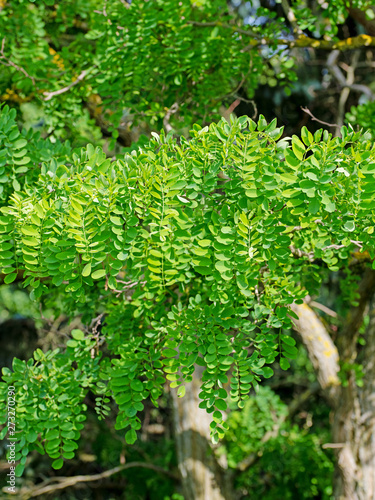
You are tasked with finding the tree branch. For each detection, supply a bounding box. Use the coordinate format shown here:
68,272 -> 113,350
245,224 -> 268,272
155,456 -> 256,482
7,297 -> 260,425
280,0 -> 303,35
186,22 -> 375,51
16,462 -> 178,498
163,102 -> 179,133
326,50 -> 375,102
291,302 -> 340,406
310,301 -> 338,318
43,69 -> 92,101
0,38 -> 35,85
301,106 -> 340,128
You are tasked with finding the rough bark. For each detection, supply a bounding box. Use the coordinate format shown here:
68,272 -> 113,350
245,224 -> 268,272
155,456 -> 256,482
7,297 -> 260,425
331,304 -> 375,500
171,365 -> 234,500
292,269 -> 375,500
291,302 -> 340,406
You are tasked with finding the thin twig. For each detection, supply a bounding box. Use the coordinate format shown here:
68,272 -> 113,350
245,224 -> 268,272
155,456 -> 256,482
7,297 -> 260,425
226,98 -> 240,115
90,313 -> 104,358
43,69 -> 91,101
186,20 -> 258,38
289,245 -> 315,262
301,106 -> 340,128
322,240 -> 363,251
0,38 -> 35,84
187,22 -> 375,51
327,50 -> 374,101
322,443 -> 345,449
94,0 -> 109,20
310,301 -> 338,318
163,102 -> 179,133
280,0 -> 303,35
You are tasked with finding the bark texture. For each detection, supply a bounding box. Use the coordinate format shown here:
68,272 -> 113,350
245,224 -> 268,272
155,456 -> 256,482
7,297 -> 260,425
171,365 -> 234,500
292,269 -> 375,500
291,302 -> 340,405
331,305 -> 375,500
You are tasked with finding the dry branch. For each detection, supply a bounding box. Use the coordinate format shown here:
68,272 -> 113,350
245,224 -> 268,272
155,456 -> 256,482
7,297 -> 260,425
291,302 -> 340,406
16,462 -> 178,499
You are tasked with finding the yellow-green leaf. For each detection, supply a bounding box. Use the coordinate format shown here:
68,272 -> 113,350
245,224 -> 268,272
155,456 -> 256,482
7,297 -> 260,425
82,263 -> 91,277
91,269 -> 106,279
21,226 -> 39,237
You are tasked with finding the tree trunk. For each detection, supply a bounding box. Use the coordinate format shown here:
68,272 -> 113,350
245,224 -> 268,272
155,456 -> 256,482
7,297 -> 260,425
332,304 -> 375,500
292,270 -> 375,500
171,365 -> 234,500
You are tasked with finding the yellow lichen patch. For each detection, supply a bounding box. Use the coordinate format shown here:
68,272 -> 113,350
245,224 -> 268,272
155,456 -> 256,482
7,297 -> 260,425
87,93 -> 103,118
353,250 -> 371,261
48,46 -> 65,71
359,34 -> 373,46
327,375 -> 341,386
1,88 -> 32,103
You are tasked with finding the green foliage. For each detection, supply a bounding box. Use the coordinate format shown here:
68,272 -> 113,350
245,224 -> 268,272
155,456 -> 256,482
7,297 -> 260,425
0,283 -> 40,323
346,101 -> 375,138
0,0 -> 295,139
0,2 -> 374,496
223,386 -> 334,499
0,100 -> 374,472
0,104 -> 71,201
0,329 -> 100,474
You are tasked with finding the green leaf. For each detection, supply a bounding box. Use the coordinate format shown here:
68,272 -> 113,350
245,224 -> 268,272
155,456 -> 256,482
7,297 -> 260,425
71,329 -> 85,340
284,150 -> 300,169
257,114 -> 267,131
13,139 -> 27,149
12,178 -> 20,191
301,126 -> 313,146
46,429 -> 60,440
343,221 -> 355,232
4,273 -> 17,284
195,266 -> 211,275
177,385 -> 186,398
280,173 -> 298,184
110,216 -> 123,226
308,198 -> 320,214
292,136 -> 305,160
280,357 -> 290,370
15,464 -> 25,476
281,336 -> 296,346
125,407 -> 138,417
261,367 -> 274,378
198,239 -> 211,247
125,429 -> 137,444
52,459 -> 64,470
215,399 -> 227,411
130,380 -> 144,392
21,226 -> 39,236
82,263 -> 92,277
91,269 -> 106,279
